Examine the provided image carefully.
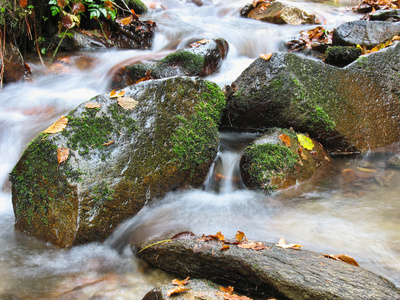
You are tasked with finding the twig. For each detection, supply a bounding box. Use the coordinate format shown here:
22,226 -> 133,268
138,239 -> 172,253
32,11 -> 45,67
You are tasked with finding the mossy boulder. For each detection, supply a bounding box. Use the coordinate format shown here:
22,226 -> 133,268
240,128 -> 333,193
324,46 -> 361,67
10,77 -> 226,248
245,1 -> 316,25
114,0 -> 147,14
221,42 -> 400,152
111,38 -> 229,90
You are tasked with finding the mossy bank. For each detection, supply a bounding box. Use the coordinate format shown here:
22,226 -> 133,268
10,76 -> 226,247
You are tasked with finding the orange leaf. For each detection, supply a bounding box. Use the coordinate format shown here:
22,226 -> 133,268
117,16 -> 133,26
72,3 -> 85,14
43,115 -> 68,134
221,244 -> 230,250
110,90 -> 125,98
57,0 -> 66,8
130,9 -> 136,15
104,0 -> 114,9
260,53 -> 272,61
172,276 -> 190,286
223,293 -> 253,300
85,102 -> 101,109
322,254 -> 360,267
235,231 -> 246,242
220,286 -> 234,294
57,148 -> 69,164
237,242 -> 257,249
166,286 -> 190,296
135,76 -> 151,84
19,0 -> 28,8
102,140 -> 115,146
278,133 -> 291,147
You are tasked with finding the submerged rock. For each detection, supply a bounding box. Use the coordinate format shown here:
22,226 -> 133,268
240,128 -> 333,193
332,20 -> 400,48
110,38 -> 229,90
221,42 -> 400,152
245,1 -> 316,25
10,77 -> 226,247
138,238 -> 400,299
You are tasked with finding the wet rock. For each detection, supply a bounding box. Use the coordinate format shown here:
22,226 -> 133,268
142,278 -> 227,300
324,46 -> 362,67
137,238 -> 400,299
245,1 -> 316,25
221,42 -> 400,152
110,38 -> 229,90
386,153 -> 400,168
10,77 -> 226,248
369,8 -> 400,21
240,128 -> 333,193
332,20 -> 400,49
0,43 -> 29,84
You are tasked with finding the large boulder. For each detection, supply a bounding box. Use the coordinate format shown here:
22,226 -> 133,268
10,77 -> 226,247
244,1 -> 316,25
332,20 -> 400,48
221,42 -> 400,152
240,128 -> 333,193
138,237 -> 400,299
110,38 -> 229,90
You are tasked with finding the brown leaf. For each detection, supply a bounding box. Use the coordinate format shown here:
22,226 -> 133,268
260,53 -> 272,61
172,276 -> 190,286
117,16 -> 133,26
278,133 -> 291,147
220,286 -> 234,294
166,286 -> 190,296
57,148 -> 69,164
135,76 -> 152,84
223,293 -> 253,300
57,0 -> 66,8
276,238 -> 303,250
62,15 -> 74,28
298,147 -> 308,160
171,231 -> 196,240
221,244 -> 230,250
85,102 -> 102,109
198,231 -> 225,242
43,115 -> 68,134
237,242 -> 257,249
235,231 -> 247,242
19,0 -> 28,8
102,140 -> 114,146
117,96 -> 139,110
72,3 -> 85,14
322,254 -> 360,267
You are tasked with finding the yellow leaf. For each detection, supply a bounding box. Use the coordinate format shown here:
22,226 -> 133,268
297,134 -> 314,150
323,253 -> 360,267
110,90 -> 125,98
166,286 -> 190,296
276,237 -> 303,250
260,53 -> 272,61
172,276 -> 190,286
85,102 -> 102,109
57,148 -> 69,164
43,115 -> 68,134
117,96 -> 139,110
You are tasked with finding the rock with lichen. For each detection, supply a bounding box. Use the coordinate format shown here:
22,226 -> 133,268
221,42 -> 400,153
240,128 -> 333,193
10,77 -> 226,248
110,38 -> 229,90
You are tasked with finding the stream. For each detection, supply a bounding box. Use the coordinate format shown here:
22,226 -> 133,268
0,0 -> 399,298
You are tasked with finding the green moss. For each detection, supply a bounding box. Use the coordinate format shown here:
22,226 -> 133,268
172,81 -> 226,170
308,105 -> 336,131
160,50 -> 205,75
243,144 -> 299,192
356,55 -> 368,69
125,0 -> 147,14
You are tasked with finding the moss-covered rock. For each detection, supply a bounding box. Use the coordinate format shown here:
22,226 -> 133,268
324,46 -> 361,67
240,128 -> 333,193
221,43 -> 400,152
114,0 -> 148,14
10,77 -> 226,247
111,38 -> 229,90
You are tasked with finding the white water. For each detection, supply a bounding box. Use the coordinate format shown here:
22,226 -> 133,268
1,0 -> 399,298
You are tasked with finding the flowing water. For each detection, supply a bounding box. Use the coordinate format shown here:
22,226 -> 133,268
1,0 -> 399,298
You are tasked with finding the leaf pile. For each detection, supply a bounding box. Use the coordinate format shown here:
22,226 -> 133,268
166,276 -> 190,296
109,89 -> 139,110
350,0 -> 400,13
287,26 -> 332,53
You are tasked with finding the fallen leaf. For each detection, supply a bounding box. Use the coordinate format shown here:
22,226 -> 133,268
117,16 -> 133,26
235,231 -> 247,242
117,96 -> 139,110
43,115 -> 68,134
57,148 -> 69,164
110,89 -> 125,98
72,2 -> 85,14
172,276 -> 190,286
19,0 -> 27,7
220,286 -> 234,294
252,0 -> 265,7
237,242 -> 257,249
171,231 -> 196,240
198,231 -> 225,242
297,134 -> 314,150
223,293 -> 253,300
192,243 -> 215,253
221,244 -> 230,250
166,286 -> 190,296
279,133 -> 291,147
260,53 -> 272,61
102,140 -> 114,146
251,242 -> 270,251
322,254 -> 360,267
85,102 -> 102,109
276,237 -> 303,250
298,147 -> 308,160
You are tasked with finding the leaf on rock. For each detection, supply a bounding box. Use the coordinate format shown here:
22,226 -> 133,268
109,89 -> 125,98
297,134 -> 314,150
57,148 -> 69,164
279,133 -> 291,147
166,286 -> 190,296
117,15 -> 134,26
260,53 -> 272,61
322,254 -> 360,267
220,286 -> 234,294
276,237 -> 303,250
190,39 -> 209,48
43,115 -> 68,134
172,276 -> 190,286
223,293 -> 253,300
236,230 -> 247,242
117,96 -> 139,110
85,102 -> 102,109
237,242 -> 257,249
221,244 -> 230,250
171,231 -> 196,240
102,140 -> 114,146
298,147 -> 308,160
198,231 -> 225,242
